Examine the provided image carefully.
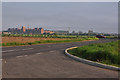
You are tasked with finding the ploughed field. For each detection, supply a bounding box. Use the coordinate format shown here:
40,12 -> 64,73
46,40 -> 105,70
2,37 -> 70,43
2,36 -> 98,46
68,40 -> 120,67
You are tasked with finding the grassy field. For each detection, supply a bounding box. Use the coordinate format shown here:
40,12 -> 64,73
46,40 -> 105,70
68,41 -> 120,67
105,36 -> 118,39
2,34 -> 118,39
2,36 -> 98,46
2,34 -> 97,38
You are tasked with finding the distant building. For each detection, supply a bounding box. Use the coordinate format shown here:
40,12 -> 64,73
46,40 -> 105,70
44,30 -> 54,34
6,26 -> 55,35
54,30 -> 69,35
40,28 -> 44,34
25,27 -> 44,34
2,31 -> 11,34
72,31 -> 75,34
21,26 -> 26,33
78,31 -> 83,35
88,30 -> 94,35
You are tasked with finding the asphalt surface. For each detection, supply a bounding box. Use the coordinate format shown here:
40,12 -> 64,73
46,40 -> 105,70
2,39 -> 119,78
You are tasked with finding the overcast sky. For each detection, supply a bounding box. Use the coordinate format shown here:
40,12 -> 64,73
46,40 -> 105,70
2,2 -> 118,33
1,0 -> 119,2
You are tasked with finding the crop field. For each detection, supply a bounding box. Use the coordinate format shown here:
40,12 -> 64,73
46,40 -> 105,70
2,37 -> 71,43
1,34 -> 98,46
68,41 -> 119,67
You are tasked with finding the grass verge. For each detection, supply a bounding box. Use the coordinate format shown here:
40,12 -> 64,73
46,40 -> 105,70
68,41 -> 120,67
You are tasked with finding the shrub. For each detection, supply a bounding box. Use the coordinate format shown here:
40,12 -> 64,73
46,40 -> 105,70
27,42 -> 32,45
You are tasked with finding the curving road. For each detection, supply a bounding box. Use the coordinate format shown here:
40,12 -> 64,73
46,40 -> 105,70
2,39 -> 119,78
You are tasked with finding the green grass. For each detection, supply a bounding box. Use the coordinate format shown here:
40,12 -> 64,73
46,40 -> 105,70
1,38 -> 98,47
105,36 -> 118,39
68,41 -> 120,67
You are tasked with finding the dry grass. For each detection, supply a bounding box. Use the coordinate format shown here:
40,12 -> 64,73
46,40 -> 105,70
2,37 -> 70,43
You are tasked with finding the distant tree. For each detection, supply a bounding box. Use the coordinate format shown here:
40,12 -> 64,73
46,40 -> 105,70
72,31 -> 75,34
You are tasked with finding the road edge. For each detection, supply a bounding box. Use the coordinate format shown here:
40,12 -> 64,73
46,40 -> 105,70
65,47 -> 120,71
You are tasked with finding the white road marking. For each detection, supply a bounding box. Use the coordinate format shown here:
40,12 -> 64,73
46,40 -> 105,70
2,50 -> 15,52
4,60 -> 6,63
2,49 -> 20,53
49,50 -> 56,52
24,55 -> 28,57
16,56 -> 23,58
27,48 -> 34,49
16,55 -> 28,58
3,48 -> 34,53
36,53 -> 42,55
22,48 -> 33,50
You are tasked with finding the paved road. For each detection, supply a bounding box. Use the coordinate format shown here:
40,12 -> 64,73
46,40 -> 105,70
2,39 -> 119,78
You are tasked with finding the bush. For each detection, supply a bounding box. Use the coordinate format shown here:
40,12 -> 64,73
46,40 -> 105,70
27,42 -> 32,45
